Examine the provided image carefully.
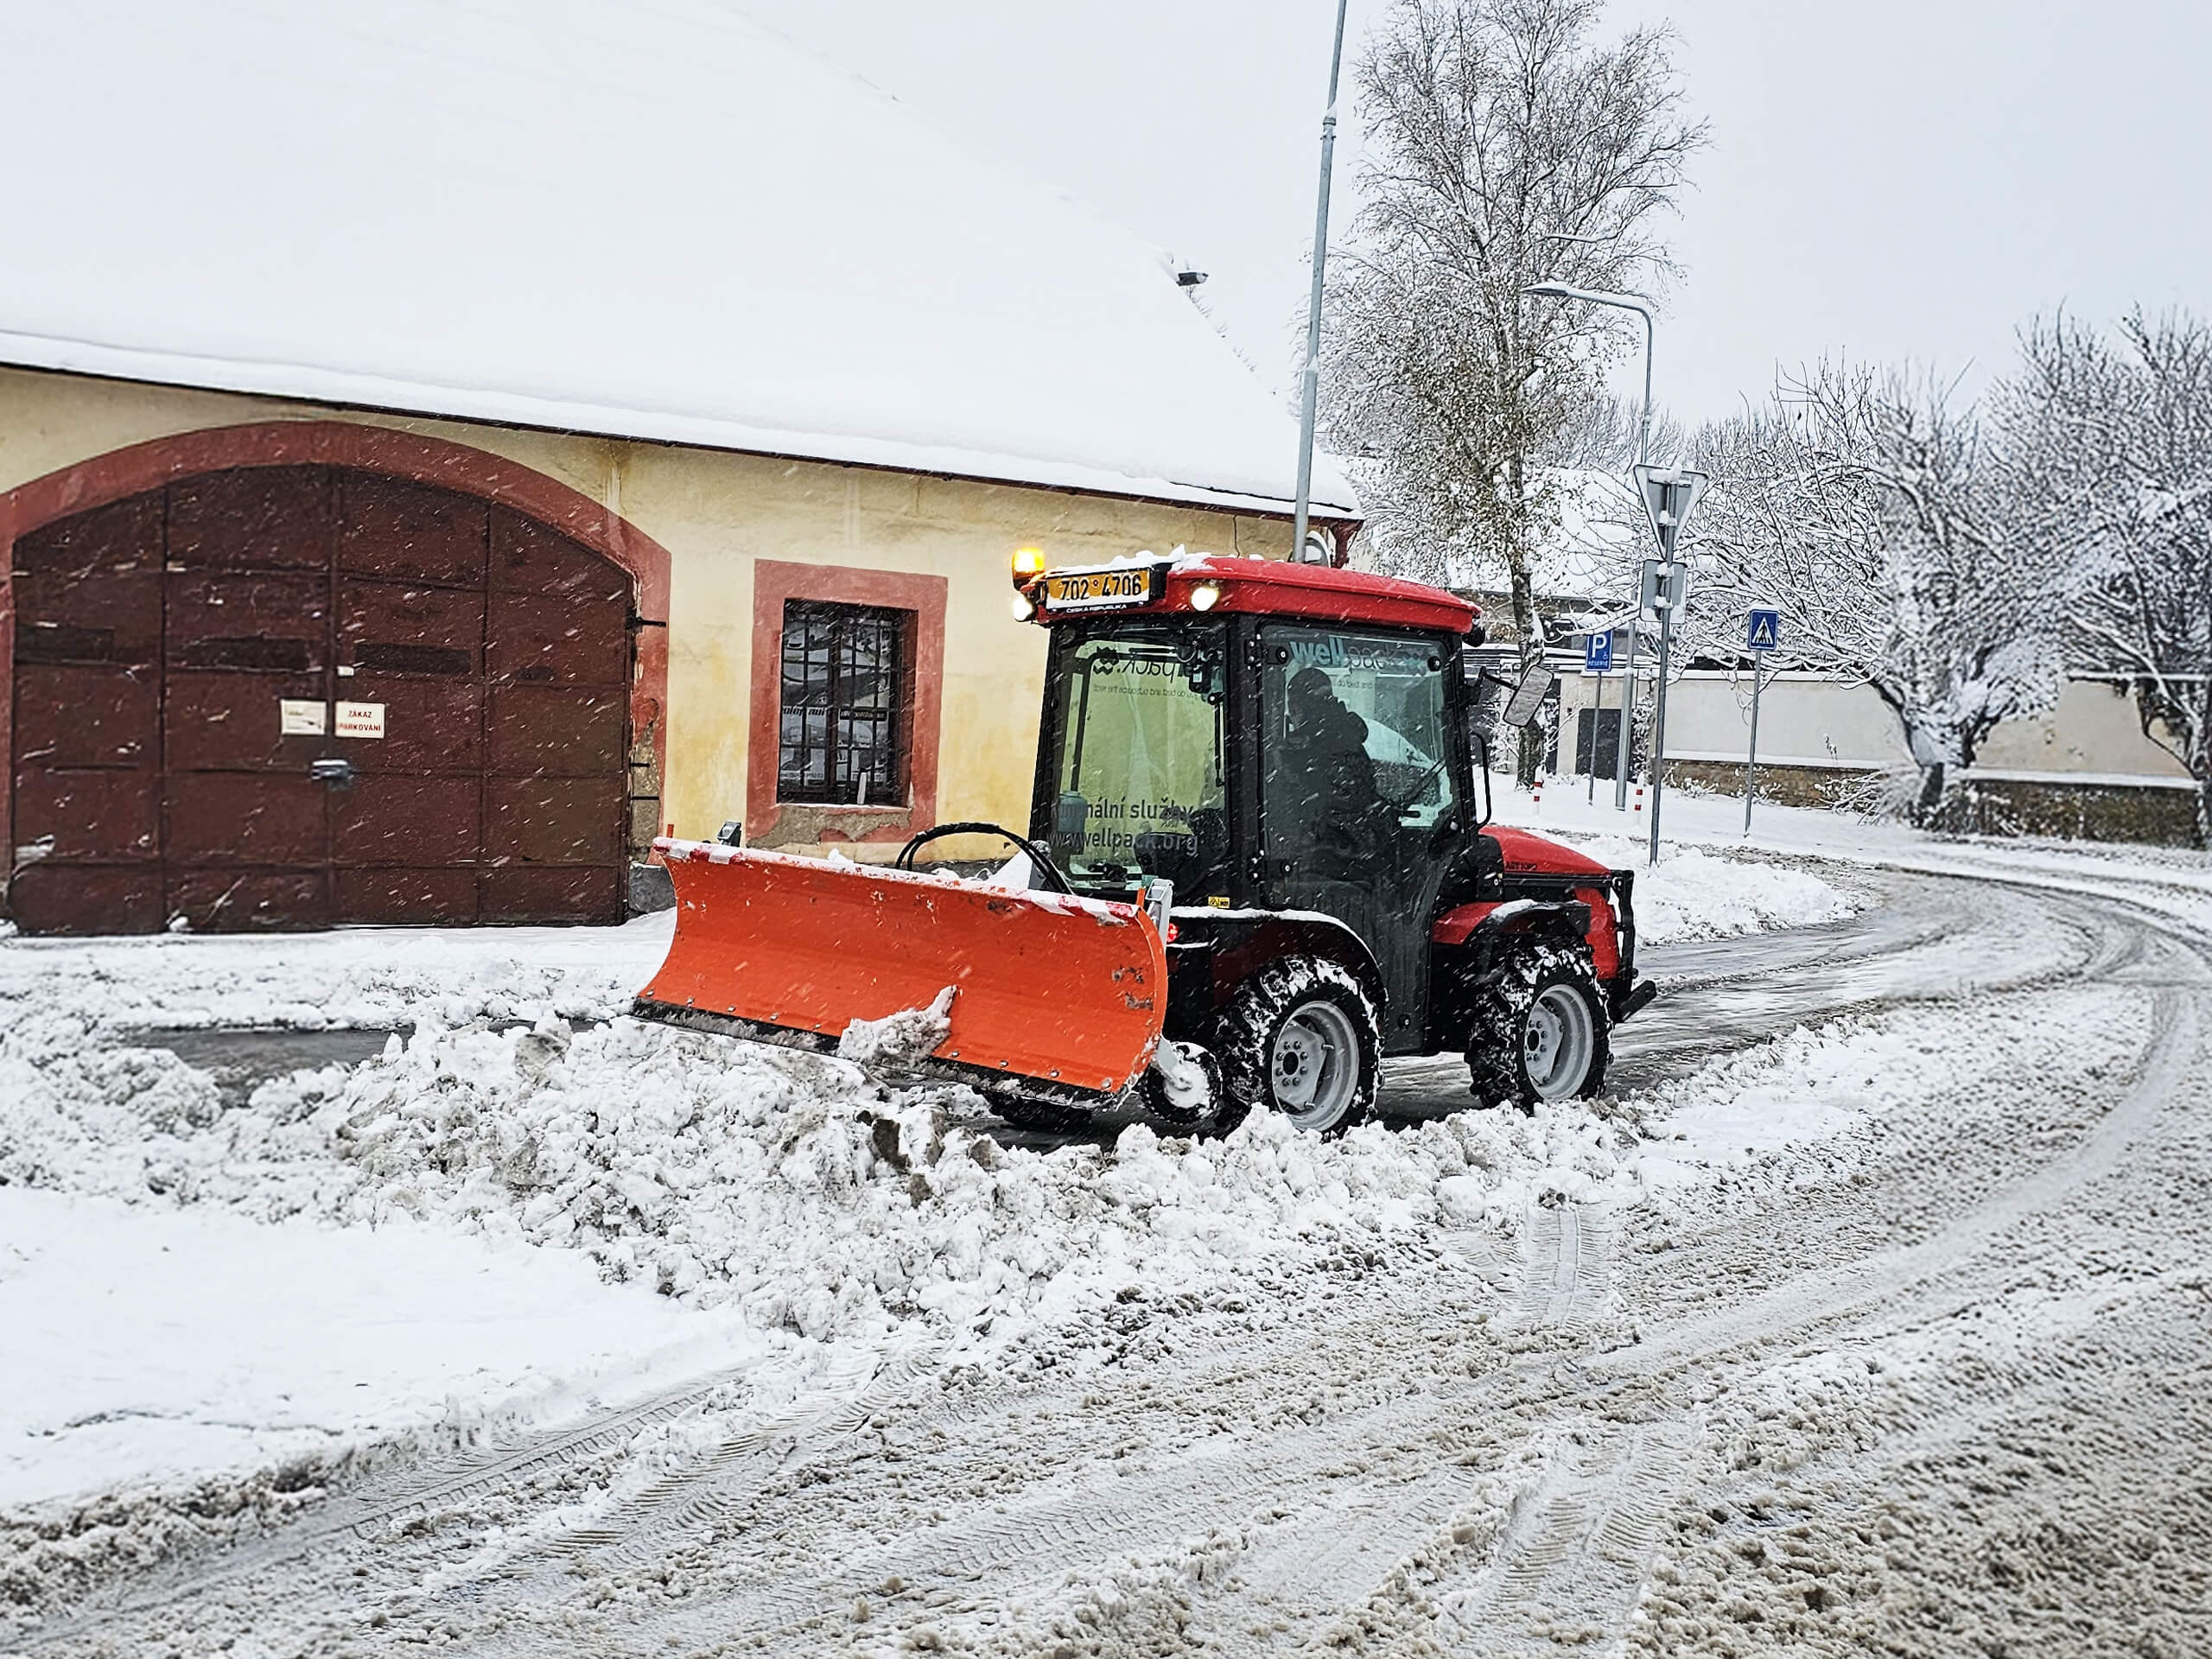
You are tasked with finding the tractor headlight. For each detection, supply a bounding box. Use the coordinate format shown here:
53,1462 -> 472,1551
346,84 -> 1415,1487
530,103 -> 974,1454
1189,582 -> 1221,612
1009,591 -> 1036,620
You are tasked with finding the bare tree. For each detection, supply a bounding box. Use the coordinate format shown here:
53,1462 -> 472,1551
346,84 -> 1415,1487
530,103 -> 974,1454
1548,389 -> 1688,475
1320,0 -> 1700,778
2003,309 -> 2212,840
1691,364 -> 2062,821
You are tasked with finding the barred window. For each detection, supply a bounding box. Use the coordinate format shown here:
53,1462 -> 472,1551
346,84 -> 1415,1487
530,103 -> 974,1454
778,600 -> 909,804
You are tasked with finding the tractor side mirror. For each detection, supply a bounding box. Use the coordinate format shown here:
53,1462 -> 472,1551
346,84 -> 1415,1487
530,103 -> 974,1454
1499,664 -> 1554,729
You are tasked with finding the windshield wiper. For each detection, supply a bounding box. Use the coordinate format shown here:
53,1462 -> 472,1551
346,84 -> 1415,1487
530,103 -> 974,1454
1384,756 -> 1449,815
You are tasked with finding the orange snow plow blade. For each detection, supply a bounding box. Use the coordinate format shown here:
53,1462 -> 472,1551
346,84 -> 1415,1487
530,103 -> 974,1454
635,840 -> 1167,1097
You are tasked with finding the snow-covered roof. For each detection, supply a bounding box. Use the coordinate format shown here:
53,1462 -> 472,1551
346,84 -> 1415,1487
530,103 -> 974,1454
0,2 -> 1357,520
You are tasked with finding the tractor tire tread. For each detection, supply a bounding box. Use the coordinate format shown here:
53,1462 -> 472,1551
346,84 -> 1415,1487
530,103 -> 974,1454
1211,956 -> 1381,1138
1463,936 -> 1610,1109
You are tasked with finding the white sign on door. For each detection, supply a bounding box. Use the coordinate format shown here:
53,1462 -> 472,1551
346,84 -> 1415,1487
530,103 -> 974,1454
334,701 -> 386,739
279,699 -> 327,736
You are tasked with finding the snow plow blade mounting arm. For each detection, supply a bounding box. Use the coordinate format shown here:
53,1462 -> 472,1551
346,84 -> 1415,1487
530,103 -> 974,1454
633,839 -> 1168,1099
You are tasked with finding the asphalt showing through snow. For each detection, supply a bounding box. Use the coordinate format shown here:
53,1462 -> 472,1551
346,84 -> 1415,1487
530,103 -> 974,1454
27,861 -> 2212,1656
116,1018 -> 607,1106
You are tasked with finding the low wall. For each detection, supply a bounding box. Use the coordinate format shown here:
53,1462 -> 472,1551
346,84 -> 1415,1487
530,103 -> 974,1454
1660,758 -> 1861,810
1929,776 -> 2202,847
1658,760 -> 2205,848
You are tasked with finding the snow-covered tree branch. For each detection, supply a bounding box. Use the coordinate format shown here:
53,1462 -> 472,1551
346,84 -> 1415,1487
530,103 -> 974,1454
1690,364 -> 2063,821
2000,309 -> 2212,839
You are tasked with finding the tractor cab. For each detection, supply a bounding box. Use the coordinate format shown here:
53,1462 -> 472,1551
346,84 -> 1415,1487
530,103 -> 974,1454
1026,556 -> 1519,1059
635,551 -> 1652,1138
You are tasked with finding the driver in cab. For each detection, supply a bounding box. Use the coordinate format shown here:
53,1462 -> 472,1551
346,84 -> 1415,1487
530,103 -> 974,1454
1281,665 -> 1393,873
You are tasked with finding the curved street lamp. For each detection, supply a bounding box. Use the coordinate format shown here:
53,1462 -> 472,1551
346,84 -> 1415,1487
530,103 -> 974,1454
1291,0 -> 1354,567
1520,280 -> 1655,468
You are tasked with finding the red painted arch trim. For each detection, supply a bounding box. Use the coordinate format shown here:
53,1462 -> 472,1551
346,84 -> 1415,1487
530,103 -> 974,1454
0,419 -> 674,886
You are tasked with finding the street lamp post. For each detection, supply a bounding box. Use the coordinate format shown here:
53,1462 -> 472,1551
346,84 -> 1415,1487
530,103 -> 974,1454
1292,0 -> 1352,568
1521,280 -> 1655,813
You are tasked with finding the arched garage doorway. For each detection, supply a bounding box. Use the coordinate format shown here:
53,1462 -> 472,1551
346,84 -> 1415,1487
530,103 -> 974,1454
3,429 -> 669,934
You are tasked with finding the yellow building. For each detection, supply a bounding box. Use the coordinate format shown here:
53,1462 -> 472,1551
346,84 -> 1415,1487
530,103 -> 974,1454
0,3 -> 1357,933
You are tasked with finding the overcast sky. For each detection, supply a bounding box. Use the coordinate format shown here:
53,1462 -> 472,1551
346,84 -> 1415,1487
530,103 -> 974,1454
754,0 -> 2209,429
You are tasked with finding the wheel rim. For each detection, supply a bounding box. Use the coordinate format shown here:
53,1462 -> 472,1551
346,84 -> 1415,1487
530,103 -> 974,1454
1523,983 -> 1595,1100
1269,998 -> 1363,1130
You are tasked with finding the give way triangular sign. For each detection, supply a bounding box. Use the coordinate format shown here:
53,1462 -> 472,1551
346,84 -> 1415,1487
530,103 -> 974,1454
1631,464 -> 1708,559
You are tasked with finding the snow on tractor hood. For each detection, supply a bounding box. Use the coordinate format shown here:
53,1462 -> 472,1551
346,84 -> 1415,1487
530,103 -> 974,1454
1483,826 -> 1613,878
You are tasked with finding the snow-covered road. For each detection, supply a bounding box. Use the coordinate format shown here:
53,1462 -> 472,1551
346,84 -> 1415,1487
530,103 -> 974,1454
13,849 -> 2209,1657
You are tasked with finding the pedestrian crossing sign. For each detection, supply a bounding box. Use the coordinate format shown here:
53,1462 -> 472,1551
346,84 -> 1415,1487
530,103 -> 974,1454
1746,608 -> 1781,652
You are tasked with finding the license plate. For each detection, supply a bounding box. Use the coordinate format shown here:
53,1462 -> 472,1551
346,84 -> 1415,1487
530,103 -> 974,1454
1042,565 -> 1162,612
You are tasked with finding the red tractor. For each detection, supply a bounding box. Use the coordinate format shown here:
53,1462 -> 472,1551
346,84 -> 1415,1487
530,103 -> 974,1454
637,552 -> 1654,1135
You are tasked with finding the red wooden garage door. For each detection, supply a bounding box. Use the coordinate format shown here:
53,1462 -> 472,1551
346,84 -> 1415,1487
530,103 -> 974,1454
10,467 -> 632,933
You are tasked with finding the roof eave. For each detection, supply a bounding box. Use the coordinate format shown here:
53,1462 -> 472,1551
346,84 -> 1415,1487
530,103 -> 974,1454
0,332 -> 1365,527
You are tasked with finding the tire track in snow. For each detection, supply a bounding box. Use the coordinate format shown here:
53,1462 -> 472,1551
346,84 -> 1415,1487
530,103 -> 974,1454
1599,873 -> 2125,1102
544,1338 -> 939,1564
1433,1419 -> 1695,1656
1517,1200 -> 1614,1332
486,1436 -> 1340,1653
817,925 -> 2209,1654
14,1342 -> 932,1651
1605,979 -> 2199,1380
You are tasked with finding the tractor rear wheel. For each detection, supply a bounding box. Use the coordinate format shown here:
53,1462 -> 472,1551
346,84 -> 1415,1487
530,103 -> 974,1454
1465,938 -> 1610,1109
1213,957 -> 1379,1137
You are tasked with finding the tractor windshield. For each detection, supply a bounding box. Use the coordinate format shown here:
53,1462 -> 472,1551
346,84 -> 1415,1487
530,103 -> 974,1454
1040,620 -> 1230,902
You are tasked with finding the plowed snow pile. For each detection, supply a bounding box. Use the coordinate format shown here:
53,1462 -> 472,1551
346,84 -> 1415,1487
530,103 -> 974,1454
4,1007 -> 1624,1355
0,988 -> 1651,1605
0,999 -> 1606,1607
1543,834 -> 1863,942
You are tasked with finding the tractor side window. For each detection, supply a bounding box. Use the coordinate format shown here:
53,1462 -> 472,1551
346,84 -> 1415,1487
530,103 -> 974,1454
1043,622 -> 1229,899
1260,626 -> 1459,876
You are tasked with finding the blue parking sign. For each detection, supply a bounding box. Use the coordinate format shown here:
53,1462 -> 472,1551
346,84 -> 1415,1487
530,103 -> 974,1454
1746,608 -> 1781,652
1583,631 -> 1613,673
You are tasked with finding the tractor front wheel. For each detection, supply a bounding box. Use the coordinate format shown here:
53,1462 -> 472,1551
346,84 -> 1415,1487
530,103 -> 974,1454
1465,938 -> 1610,1109
1213,957 -> 1380,1137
